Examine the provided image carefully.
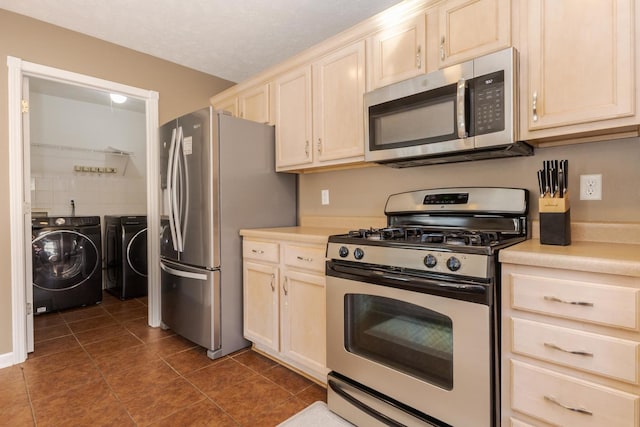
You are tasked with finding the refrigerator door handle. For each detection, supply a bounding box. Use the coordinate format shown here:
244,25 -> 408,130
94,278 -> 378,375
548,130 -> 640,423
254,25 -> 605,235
179,128 -> 190,250
172,126 -> 184,252
160,260 -> 208,281
166,127 -> 179,252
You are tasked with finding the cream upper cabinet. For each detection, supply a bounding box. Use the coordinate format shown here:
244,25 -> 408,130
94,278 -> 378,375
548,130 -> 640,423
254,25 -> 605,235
521,0 -> 636,141
212,95 -> 238,117
312,40 -> 366,164
239,82 -> 271,124
437,0 -> 511,68
368,13 -> 427,89
275,40 -> 366,172
210,82 -> 272,123
274,65 -> 313,169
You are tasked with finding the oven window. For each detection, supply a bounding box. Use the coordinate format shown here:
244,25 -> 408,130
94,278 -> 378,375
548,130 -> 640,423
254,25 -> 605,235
345,294 -> 453,390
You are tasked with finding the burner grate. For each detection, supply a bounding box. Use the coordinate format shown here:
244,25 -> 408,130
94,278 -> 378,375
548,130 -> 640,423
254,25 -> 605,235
344,227 -> 505,247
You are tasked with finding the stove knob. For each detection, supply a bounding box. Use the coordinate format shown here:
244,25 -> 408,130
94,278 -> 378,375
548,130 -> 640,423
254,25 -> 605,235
353,248 -> 364,260
338,246 -> 349,258
423,254 -> 437,268
446,256 -> 461,272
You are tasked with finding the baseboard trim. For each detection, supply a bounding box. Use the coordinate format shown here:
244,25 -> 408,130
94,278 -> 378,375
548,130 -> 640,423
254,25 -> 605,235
0,352 -> 16,369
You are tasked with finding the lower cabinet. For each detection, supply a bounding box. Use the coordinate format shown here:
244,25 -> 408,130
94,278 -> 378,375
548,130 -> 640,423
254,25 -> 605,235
242,237 -> 328,383
501,263 -> 640,427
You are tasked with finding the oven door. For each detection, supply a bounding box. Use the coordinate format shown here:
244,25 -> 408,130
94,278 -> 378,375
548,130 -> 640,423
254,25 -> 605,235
326,264 -> 493,427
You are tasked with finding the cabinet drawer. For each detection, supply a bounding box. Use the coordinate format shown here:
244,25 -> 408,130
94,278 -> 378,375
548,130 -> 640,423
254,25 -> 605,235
284,244 -> 325,272
511,360 -> 639,427
243,240 -> 279,263
510,273 -> 639,330
512,318 -> 640,384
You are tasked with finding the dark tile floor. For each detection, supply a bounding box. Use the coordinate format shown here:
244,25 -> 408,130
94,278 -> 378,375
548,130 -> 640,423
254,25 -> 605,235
0,292 -> 326,426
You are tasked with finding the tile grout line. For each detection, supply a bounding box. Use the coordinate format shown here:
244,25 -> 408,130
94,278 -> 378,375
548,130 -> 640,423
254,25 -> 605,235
70,307 -> 139,426
19,365 -> 38,427
156,355 -> 243,426
27,295 -> 322,426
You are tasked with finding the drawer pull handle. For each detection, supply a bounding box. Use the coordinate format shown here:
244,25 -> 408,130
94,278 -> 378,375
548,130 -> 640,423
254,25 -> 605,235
296,256 -> 313,262
251,249 -> 265,254
544,296 -> 594,307
544,395 -> 593,416
544,342 -> 594,357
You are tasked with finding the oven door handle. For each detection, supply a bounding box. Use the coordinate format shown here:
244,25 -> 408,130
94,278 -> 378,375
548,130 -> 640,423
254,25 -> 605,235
328,379 -> 406,427
327,261 -> 489,303
381,273 -> 486,293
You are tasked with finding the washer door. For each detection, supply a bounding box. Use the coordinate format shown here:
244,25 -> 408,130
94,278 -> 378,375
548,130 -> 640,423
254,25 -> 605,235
32,230 -> 100,291
127,227 -> 148,277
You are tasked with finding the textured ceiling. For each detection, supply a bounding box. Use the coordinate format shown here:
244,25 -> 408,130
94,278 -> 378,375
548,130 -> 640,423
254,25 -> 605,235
0,0 -> 404,83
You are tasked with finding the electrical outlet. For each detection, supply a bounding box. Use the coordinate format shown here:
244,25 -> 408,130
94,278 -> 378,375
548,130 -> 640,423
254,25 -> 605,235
580,174 -> 602,200
321,189 -> 330,205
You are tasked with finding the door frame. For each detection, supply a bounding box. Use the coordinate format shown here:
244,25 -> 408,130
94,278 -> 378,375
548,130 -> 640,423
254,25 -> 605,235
7,56 -> 161,364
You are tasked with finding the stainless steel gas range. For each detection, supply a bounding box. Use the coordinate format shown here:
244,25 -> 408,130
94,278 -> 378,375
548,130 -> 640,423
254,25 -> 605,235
325,187 -> 529,427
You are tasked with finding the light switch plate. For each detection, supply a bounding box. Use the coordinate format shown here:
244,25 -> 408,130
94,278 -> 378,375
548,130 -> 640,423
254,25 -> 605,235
321,189 -> 330,205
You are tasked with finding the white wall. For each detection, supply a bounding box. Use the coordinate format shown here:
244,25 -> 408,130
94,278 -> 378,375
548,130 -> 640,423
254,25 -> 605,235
29,91 -> 147,217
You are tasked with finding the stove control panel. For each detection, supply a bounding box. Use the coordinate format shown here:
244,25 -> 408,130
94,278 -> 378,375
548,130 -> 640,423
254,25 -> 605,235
329,243 -> 490,279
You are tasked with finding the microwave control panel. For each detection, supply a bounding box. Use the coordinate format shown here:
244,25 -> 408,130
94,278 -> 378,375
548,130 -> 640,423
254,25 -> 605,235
471,70 -> 505,136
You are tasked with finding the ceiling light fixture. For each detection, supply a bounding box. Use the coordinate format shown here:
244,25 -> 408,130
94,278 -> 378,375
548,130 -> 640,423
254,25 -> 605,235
110,93 -> 127,104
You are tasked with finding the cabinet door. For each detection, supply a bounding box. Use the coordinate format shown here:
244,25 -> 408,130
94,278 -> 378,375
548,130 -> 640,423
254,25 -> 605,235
274,66 -> 313,170
524,0 -> 634,134
212,95 -> 238,117
280,270 -> 327,377
438,0 -> 511,68
369,14 -> 427,89
313,40 -> 366,164
239,83 -> 271,124
243,261 -> 279,351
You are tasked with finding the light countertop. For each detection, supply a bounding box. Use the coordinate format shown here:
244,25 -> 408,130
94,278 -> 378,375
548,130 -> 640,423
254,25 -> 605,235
239,226 -> 350,244
500,239 -> 640,277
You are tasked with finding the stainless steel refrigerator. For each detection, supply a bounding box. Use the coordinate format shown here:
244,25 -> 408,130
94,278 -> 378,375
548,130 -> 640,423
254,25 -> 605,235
159,107 -> 296,359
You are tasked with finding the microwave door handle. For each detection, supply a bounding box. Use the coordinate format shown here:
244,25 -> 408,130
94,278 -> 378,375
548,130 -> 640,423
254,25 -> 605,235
457,78 -> 467,139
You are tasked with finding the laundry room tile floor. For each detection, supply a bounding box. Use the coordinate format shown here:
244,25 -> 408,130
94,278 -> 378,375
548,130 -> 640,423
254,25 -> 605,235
2,292 -> 326,426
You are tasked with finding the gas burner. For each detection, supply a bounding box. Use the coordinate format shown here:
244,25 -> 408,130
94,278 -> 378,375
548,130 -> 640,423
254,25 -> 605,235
344,227 -> 504,247
348,227 -> 407,240
443,231 -> 500,247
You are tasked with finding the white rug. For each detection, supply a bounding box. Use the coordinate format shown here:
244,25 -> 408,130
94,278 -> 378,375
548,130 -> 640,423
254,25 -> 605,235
278,401 -> 354,427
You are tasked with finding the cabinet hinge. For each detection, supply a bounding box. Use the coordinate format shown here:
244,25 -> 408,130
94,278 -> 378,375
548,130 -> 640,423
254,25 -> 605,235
21,100 -> 29,113
26,302 -> 32,316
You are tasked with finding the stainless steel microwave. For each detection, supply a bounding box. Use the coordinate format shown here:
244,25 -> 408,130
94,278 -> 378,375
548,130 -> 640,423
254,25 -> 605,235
364,48 -> 533,167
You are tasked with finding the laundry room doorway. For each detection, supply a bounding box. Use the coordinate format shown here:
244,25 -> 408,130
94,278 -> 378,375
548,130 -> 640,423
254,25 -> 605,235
7,57 -> 160,363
